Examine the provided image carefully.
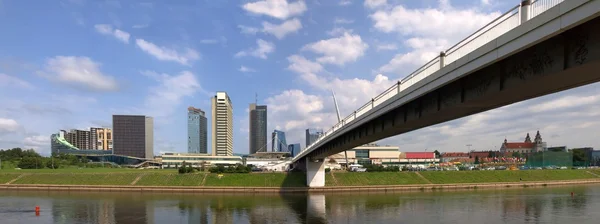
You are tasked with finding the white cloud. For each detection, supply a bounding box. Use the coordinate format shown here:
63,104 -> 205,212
528,95 -> 599,113
334,18 -> 354,24
135,39 -> 200,66
235,39 -> 275,59
238,25 -> 260,35
94,24 -> 130,43
0,118 -> 20,135
481,0 -> 491,5
239,66 -> 257,73
376,43 -> 397,51
339,0 -> 352,6
23,135 -> 49,151
0,73 -> 34,89
242,0 -> 307,20
38,56 -> 119,91
369,3 -> 500,39
262,18 -> 303,39
143,70 -> 202,118
302,32 -> 368,66
379,38 -> 447,75
327,27 -> 353,36
364,0 -> 387,9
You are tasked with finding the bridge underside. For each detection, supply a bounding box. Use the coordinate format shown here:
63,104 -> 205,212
304,16 -> 600,161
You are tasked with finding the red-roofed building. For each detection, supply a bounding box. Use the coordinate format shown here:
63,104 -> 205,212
441,152 -> 469,162
403,152 -> 435,159
500,131 -> 546,154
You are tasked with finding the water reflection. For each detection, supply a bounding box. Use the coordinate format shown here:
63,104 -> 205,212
0,185 -> 599,224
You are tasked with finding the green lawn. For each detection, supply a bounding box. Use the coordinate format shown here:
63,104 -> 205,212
419,170 -> 597,184
204,173 -> 306,187
330,172 -> 428,186
587,169 -> 600,176
135,173 -> 205,186
0,168 -> 173,174
13,173 -> 141,185
0,174 -> 21,184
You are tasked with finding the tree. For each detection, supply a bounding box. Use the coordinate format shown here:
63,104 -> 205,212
433,150 -> 441,158
474,156 -> 480,164
512,152 -> 522,158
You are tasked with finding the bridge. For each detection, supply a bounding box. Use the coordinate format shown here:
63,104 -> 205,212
292,0 -> 600,187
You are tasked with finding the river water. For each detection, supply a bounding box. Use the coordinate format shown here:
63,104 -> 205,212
1,185 -> 599,224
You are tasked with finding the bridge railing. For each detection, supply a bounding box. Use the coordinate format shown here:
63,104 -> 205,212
297,0 -> 565,160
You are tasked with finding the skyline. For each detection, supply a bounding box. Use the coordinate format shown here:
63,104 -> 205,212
1,0 -> 600,156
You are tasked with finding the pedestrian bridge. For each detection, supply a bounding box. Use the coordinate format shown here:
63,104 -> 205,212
292,0 -> 600,187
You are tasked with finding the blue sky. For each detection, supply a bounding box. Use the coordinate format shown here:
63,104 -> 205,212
1,0 -> 599,156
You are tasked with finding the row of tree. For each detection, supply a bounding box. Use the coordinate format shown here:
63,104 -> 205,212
0,148 -> 89,169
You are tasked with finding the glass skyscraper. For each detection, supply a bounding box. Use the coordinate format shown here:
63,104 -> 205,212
271,130 -> 287,152
188,107 -> 207,154
305,128 -> 323,148
288,143 -> 301,157
249,103 -> 267,154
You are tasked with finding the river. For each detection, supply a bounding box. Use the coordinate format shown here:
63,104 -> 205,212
1,184 -> 599,224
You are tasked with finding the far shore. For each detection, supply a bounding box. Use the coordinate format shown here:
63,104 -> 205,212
2,179 -> 600,193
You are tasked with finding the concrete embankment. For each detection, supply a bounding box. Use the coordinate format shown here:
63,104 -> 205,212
2,179 -> 600,193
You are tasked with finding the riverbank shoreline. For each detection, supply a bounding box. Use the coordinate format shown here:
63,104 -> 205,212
2,179 -> 600,193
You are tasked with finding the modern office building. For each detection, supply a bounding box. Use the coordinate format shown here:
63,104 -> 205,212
249,103 -> 267,154
288,143 -> 301,157
61,128 -> 113,150
64,129 -> 91,150
112,115 -> 154,159
188,106 -> 208,154
211,92 -> 234,156
271,130 -> 287,152
305,128 -> 323,147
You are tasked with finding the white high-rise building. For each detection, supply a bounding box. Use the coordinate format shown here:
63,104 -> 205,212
211,92 -> 234,156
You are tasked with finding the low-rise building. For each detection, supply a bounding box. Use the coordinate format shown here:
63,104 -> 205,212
441,152 -> 470,162
327,144 -> 440,166
161,152 -> 242,169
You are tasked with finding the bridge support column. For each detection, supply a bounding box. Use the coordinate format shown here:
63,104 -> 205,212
306,158 -> 325,187
520,0 -> 531,23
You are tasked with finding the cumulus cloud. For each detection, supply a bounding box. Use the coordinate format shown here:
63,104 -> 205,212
364,0 -> 387,9
235,39 -> 275,59
379,38 -> 447,75
23,135 -> 49,152
327,27 -> 353,36
94,24 -> 130,43
302,32 -> 368,66
376,43 -> 398,51
38,56 -> 119,92
242,0 -> 307,20
142,70 -> 202,119
262,18 -> 303,39
135,39 -> 200,66
238,25 -> 260,35
0,118 -> 20,135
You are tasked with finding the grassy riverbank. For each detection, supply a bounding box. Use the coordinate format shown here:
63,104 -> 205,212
1,169 -> 599,187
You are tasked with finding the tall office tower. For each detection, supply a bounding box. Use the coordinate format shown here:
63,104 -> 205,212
288,143 -> 301,157
112,115 -> 154,159
211,92 -> 233,156
89,127 -> 98,149
271,130 -> 287,152
305,128 -> 324,147
249,103 -> 267,154
188,106 -> 208,154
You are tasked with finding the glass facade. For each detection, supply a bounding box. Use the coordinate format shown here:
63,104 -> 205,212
271,130 -> 287,152
249,104 -> 267,154
305,128 -> 323,147
355,149 -> 371,165
288,143 -> 301,157
187,107 -> 207,154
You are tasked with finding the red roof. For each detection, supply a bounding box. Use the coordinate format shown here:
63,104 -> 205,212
504,143 -> 534,149
442,152 -> 469,157
405,152 -> 435,159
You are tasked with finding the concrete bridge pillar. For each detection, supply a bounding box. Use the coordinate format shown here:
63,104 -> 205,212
521,0 -> 531,23
306,157 -> 325,187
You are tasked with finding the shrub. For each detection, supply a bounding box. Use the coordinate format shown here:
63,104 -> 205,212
325,168 -> 331,173
363,164 -> 399,172
178,161 -> 195,174
208,164 -> 251,173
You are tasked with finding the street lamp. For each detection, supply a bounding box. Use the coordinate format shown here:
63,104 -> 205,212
466,144 -> 472,151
